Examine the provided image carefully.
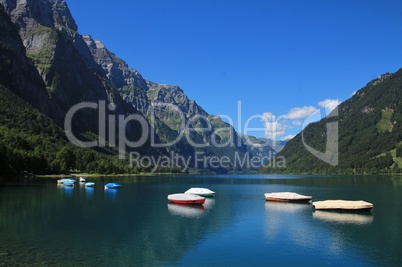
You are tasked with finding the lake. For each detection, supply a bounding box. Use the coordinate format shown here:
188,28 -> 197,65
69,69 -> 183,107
0,174 -> 401,266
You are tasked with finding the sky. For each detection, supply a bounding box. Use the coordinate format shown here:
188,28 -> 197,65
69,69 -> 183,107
66,0 -> 402,140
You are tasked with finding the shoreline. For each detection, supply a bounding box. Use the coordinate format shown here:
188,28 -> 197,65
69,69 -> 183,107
34,172 -> 186,179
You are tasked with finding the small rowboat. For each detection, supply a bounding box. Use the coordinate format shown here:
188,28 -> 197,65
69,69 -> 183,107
313,200 -> 373,211
57,178 -> 75,184
85,182 -> 95,187
167,193 -> 206,205
184,188 -> 215,197
265,192 -> 312,202
104,183 -> 122,189
79,177 -> 86,183
63,181 -> 75,187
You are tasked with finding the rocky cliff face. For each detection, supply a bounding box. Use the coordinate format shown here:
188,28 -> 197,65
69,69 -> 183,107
0,3 -> 53,116
1,0 -> 76,33
0,0 -> 136,131
83,34 -> 148,91
1,0 -> 99,71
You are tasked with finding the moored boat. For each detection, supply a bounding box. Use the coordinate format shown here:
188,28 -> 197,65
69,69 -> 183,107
85,182 -> 95,187
79,177 -> 86,183
167,193 -> 206,205
313,200 -> 373,211
184,188 -> 215,197
57,178 -> 75,184
264,192 -> 312,202
63,181 -> 75,186
104,182 -> 122,189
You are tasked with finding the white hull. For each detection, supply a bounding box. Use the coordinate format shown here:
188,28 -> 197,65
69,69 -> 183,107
167,193 -> 206,205
313,200 -> 373,211
265,192 -> 312,202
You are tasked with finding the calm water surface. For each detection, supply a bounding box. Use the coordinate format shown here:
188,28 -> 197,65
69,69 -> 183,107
1,174 -> 402,266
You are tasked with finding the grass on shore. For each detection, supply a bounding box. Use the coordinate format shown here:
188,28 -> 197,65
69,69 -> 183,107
34,172 -> 181,179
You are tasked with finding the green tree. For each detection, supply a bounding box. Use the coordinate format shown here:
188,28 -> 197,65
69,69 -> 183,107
392,163 -> 400,173
396,146 -> 402,158
56,146 -> 76,173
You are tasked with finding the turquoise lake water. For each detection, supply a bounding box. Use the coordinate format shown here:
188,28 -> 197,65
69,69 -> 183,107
0,174 -> 401,266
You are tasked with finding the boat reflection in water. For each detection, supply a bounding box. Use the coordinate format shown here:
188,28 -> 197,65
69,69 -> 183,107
84,186 -> 94,199
61,184 -> 74,197
264,201 -> 314,247
168,198 -> 215,218
104,188 -> 120,200
168,203 -> 205,218
313,210 -> 374,225
264,201 -> 312,213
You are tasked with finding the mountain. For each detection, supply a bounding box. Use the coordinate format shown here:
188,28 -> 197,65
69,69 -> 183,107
260,71 -> 402,174
1,0 -> 140,124
0,4 -> 141,176
0,0 -> 280,176
83,34 -> 282,172
85,32 -> 289,173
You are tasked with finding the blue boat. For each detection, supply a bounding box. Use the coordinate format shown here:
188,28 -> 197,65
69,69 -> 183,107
63,181 -> 75,186
104,182 -> 122,189
85,182 -> 95,187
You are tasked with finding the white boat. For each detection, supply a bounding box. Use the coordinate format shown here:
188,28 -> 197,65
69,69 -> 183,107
264,192 -> 312,202
313,200 -> 373,211
184,188 -> 215,197
167,193 -> 206,205
79,177 -> 86,183
57,178 -> 75,184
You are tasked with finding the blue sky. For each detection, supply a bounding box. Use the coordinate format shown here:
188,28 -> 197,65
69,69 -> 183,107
66,0 -> 402,139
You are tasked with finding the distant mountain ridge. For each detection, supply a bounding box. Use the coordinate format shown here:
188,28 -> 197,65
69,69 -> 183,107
82,28 -> 281,172
0,0 -> 281,175
260,70 -> 402,174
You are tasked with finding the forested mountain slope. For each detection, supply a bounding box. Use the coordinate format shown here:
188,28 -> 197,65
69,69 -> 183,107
260,71 -> 402,174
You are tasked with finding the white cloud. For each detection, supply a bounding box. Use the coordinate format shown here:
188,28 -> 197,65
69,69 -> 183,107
318,99 -> 340,112
261,98 -> 341,140
284,106 -> 317,119
261,111 -> 288,139
263,121 -> 287,139
261,112 -> 276,121
292,120 -> 302,126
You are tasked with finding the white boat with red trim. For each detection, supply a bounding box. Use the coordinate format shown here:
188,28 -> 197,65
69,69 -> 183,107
264,192 -> 312,202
